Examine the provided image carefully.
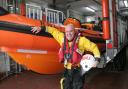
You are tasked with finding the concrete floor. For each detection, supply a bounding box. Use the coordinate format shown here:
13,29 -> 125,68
0,70 -> 128,89
86,71 -> 128,89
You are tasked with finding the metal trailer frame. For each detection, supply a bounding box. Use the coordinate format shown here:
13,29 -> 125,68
0,52 -> 22,80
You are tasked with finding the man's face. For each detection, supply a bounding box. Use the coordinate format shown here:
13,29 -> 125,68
65,24 -> 76,41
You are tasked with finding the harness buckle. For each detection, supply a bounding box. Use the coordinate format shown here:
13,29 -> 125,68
64,53 -> 71,60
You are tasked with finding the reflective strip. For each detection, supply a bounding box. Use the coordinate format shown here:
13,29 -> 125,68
60,77 -> 65,89
76,48 -> 83,55
17,49 -> 48,54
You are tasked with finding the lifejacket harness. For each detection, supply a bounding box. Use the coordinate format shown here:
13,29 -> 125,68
59,32 -> 83,64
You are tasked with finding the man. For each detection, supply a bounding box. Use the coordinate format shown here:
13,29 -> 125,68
31,18 -> 100,89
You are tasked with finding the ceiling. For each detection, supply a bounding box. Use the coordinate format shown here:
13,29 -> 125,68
66,0 -> 102,15
28,0 -> 102,16
28,0 -> 128,16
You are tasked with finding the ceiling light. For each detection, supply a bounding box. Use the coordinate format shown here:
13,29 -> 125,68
85,7 -> 95,12
124,0 -> 128,7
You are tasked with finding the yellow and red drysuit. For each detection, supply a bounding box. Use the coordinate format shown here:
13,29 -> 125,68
46,26 -> 100,89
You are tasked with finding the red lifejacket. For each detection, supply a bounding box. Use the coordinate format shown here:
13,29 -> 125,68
59,33 -> 83,64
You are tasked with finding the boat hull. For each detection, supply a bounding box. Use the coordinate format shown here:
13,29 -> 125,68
0,30 -> 64,74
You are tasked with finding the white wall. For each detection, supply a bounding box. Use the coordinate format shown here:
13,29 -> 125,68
67,9 -> 85,22
26,0 -> 48,9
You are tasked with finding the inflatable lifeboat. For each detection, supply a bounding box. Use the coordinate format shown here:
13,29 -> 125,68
0,7 -> 63,74
0,7 -> 105,74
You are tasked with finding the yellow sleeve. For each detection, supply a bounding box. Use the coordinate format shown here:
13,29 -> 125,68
79,37 -> 101,58
46,26 -> 64,46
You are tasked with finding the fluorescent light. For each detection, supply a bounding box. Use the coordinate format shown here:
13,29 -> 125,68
124,0 -> 128,7
85,7 -> 95,12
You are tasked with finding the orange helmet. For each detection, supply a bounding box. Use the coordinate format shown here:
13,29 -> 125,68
63,18 -> 81,28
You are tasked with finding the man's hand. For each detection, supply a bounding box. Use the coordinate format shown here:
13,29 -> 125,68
31,26 -> 41,34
